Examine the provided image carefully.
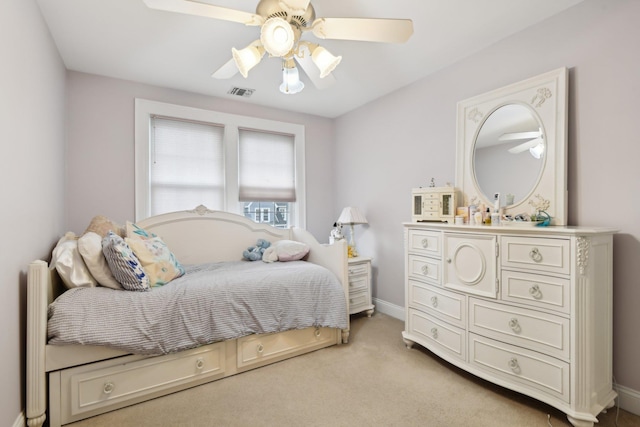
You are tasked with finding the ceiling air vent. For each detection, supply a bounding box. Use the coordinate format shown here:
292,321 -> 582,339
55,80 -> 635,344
228,87 -> 255,98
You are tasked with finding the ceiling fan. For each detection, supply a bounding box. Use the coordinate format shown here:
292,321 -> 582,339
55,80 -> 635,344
499,129 -> 545,158
143,0 -> 414,94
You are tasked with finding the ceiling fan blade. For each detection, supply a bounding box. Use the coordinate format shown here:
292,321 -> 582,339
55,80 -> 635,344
143,0 -> 264,26
211,58 -> 238,79
295,54 -> 336,90
499,130 -> 541,141
507,138 -> 543,154
277,0 -> 310,15
311,18 -> 413,43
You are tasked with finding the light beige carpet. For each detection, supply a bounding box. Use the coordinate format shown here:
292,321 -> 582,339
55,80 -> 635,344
67,313 -> 638,427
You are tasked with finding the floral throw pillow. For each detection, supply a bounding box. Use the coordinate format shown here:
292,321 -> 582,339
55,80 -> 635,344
125,236 -> 185,287
102,231 -> 150,291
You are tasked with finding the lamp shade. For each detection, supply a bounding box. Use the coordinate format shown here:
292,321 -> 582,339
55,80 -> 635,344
232,43 -> 265,78
280,65 -> 304,94
311,46 -> 342,78
337,207 -> 368,225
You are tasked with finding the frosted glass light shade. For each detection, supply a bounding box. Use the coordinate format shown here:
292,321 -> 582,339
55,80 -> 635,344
261,17 -> 295,57
279,66 -> 304,94
232,44 -> 265,78
529,142 -> 545,159
311,46 -> 342,78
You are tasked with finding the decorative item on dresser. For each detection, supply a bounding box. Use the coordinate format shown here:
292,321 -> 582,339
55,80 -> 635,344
411,186 -> 458,223
402,68 -> 617,427
347,257 -> 374,317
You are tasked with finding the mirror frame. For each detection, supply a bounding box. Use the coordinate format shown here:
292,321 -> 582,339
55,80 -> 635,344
456,67 -> 568,225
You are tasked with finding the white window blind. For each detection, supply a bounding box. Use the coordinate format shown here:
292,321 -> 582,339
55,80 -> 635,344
238,129 -> 296,202
150,116 -> 225,215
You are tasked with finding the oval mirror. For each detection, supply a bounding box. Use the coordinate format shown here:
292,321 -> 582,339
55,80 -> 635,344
472,104 -> 545,207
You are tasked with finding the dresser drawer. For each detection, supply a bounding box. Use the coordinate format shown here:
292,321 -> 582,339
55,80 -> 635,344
501,236 -> 570,275
237,327 -> 335,369
348,288 -> 371,313
408,254 -> 440,284
469,333 -> 569,403
407,229 -> 441,258
61,343 -> 225,419
501,270 -> 570,314
348,274 -> 368,293
409,280 -> 465,328
408,309 -> 465,361
469,298 -> 569,359
348,263 -> 369,278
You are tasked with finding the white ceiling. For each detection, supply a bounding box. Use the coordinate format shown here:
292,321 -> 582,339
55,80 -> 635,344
36,0 -> 583,118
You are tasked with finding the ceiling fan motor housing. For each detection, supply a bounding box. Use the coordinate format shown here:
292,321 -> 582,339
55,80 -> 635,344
256,0 -> 315,28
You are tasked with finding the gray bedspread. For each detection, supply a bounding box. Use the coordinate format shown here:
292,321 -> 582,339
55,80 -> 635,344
47,261 -> 348,355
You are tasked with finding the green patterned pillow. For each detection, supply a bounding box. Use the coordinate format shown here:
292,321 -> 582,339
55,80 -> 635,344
125,236 -> 185,287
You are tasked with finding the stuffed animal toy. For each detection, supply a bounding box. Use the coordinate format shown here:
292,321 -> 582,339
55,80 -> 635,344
242,238 -> 271,261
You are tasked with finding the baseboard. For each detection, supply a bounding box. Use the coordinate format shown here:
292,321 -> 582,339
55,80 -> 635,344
371,298 -> 640,417
13,411 -> 25,427
372,298 -> 404,320
616,382 -> 640,416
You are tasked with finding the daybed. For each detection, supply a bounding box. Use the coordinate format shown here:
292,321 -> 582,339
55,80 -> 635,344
26,206 -> 350,427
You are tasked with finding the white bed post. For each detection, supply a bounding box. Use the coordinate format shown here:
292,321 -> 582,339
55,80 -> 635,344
26,260 -> 48,427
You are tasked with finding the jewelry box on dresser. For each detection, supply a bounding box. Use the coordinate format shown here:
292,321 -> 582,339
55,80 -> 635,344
402,68 -> 617,427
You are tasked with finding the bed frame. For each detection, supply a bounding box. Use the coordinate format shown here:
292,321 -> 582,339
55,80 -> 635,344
26,206 -> 349,427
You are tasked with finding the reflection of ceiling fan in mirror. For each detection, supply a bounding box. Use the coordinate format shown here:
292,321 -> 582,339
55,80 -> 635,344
143,0 -> 413,94
500,128 -> 544,158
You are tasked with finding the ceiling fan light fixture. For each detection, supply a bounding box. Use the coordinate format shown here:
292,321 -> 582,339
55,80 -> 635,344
261,17 -> 296,57
280,61 -> 304,94
232,43 -> 265,78
529,143 -> 545,159
311,46 -> 342,78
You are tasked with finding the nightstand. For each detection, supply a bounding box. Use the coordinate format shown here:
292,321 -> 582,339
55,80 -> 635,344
347,257 -> 375,317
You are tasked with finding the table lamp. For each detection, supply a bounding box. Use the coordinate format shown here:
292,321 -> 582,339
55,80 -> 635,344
337,207 -> 368,258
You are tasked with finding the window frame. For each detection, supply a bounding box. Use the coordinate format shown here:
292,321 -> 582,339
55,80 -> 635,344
134,99 -> 306,228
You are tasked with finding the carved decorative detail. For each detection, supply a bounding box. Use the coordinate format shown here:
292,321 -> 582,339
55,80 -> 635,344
467,108 -> 484,123
531,87 -> 552,108
577,237 -> 590,275
528,194 -> 550,213
188,204 -> 215,216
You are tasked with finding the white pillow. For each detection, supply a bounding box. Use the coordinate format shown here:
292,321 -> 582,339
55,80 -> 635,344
51,232 -> 97,289
262,240 -> 310,263
77,232 -> 123,290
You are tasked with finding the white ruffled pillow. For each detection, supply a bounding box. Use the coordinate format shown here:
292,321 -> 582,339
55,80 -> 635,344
51,232 -> 97,289
262,240 -> 310,263
77,232 -> 123,290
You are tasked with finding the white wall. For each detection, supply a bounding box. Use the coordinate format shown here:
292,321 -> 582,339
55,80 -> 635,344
65,72 -> 337,241
335,0 -> 640,403
0,0 -> 66,425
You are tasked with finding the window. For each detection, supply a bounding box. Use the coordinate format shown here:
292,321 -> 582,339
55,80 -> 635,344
135,99 -> 306,228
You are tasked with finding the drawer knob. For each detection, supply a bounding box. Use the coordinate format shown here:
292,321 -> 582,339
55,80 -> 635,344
508,357 -> 521,373
257,343 -> 264,354
195,358 -> 204,370
446,258 -> 452,264
529,248 -> 543,263
430,327 -> 438,339
508,318 -> 521,332
529,284 -> 542,299
431,296 -> 438,308
103,381 -> 115,395
421,238 -> 429,248
421,265 -> 429,275
314,327 -> 321,337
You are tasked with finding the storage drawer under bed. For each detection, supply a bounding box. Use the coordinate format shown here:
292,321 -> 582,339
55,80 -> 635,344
58,342 -> 226,424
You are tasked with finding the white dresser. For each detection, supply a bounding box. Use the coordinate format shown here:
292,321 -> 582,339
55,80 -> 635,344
402,222 -> 617,427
